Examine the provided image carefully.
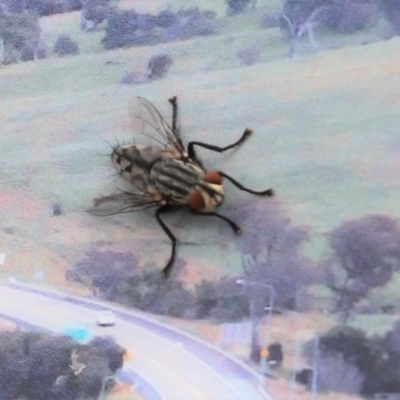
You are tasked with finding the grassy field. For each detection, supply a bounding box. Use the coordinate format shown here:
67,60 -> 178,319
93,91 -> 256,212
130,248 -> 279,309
1,0 -> 400,302
1,4 -> 400,398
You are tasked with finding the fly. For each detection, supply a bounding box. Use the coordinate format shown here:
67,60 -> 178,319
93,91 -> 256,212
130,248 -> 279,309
88,96 -> 274,277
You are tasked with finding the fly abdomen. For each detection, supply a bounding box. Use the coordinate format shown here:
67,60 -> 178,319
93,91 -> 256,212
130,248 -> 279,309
150,159 -> 204,203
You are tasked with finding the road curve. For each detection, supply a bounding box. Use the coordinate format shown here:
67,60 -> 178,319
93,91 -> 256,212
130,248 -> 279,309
0,283 -> 272,400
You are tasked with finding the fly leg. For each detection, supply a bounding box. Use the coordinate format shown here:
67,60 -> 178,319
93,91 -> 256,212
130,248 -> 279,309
217,172 -> 274,196
187,128 -> 252,159
191,210 -> 242,234
168,96 -> 178,132
155,205 -> 177,278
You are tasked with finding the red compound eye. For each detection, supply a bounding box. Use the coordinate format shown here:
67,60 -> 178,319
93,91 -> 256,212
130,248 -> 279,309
189,189 -> 205,211
204,171 -> 222,185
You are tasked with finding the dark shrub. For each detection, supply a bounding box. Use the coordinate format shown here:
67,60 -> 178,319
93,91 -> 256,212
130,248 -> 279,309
0,10 -> 40,64
117,269 -> 195,318
162,8 -> 217,42
181,8 -> 217,37
103,8 -> 216,49
303,326 -> 392,395
63,0 -> 83,12
147,53 -> 173,80
20,45 -> 35,61
102,10 -> 157,49
36,43 -> 47,59
120,70 -> 149,85
102,10 -> 139,49
296,368 -> 313,386
261,12 -> 281,28
54,34 -> 79,56
382,0 -> 400,35
207,277 -> 249,322
0,331 -> 122,399
32,0 -> 64,16
163,23 -> 186,42
226,0 -> 252,15
316,352 -> 364,393
156,9 -> 179,28
237,47 -> 260,65
323,0 -> 378,33
68,248 -> 137,299
316,326 -> 380,373
52,202 -> 63,216
90,336 -> 125,373
82,0 -> 111,29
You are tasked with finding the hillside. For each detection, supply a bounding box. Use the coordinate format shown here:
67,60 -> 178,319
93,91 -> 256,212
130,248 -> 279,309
0,5 -> 399,278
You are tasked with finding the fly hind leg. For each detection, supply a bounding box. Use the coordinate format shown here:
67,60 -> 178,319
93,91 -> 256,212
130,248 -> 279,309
191,210 -> 242,234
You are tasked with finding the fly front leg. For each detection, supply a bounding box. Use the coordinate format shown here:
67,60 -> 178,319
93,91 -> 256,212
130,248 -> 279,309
155,204 -> 178,277
191,210 -> 242,234
218,172 -> 274,196
187,128 -> 252,159
168,96 -> 178,132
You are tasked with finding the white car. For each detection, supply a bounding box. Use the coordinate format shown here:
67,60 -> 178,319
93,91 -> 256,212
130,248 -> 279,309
95,310 -> 116,327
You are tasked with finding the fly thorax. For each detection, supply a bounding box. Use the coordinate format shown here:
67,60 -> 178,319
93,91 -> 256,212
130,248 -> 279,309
112,144 -> 169,191
149,159 -> 204,203
188,171 -> 225,212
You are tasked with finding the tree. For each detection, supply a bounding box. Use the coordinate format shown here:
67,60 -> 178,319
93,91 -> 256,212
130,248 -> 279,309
381,0 -> 400,35
0,331 -> 125,399
146,53 -> 173,80
67,248 -> 137,299
226,0 -> 252,15
280,0 -> 380,57
0,331 -> 30,399
324,215 -> 400,323
386,319 -> 400,356
316,352 -> 365,393
90,336 -> 125,373
81,0 -> 112,31
234,199 -> 311,361
67,346 -> 112,398
299,323 -> 400,396
54,34 -> 80,57
0,9 -> 40,64
304,325 -> 384,393
236,199 -> 311,309
280,0 -> 332,58
23,334 -> 74,400
116,260 -> 196,318
102,9 -> 147,49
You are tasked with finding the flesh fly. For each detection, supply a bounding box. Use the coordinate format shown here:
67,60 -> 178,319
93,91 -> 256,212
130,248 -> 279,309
89,96 -> 274,277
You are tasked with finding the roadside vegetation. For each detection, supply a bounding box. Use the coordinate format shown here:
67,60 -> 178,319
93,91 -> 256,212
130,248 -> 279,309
0,330 -> 125,400
1,0 -> 400,399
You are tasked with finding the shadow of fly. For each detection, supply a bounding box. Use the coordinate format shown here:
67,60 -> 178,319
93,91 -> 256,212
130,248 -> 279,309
88,96 -> 274,277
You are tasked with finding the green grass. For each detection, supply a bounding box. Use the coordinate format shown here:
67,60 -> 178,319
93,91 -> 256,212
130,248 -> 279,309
1,5 -> 400,288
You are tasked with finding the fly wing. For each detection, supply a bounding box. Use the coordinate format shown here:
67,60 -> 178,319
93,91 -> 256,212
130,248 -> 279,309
87,180 -> 163,216
129,97 -> 186,157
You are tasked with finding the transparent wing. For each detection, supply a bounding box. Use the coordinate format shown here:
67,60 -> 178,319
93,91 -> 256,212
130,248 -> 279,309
129,97 -> 185,156
87,180 -> 163,216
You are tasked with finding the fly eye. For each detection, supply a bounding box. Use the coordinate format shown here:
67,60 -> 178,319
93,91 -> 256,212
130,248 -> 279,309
203,171 -> 222,185
189,189 -> 205,211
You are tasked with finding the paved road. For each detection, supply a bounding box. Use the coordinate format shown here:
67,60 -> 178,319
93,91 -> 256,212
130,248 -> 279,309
0,284 -> 272,400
